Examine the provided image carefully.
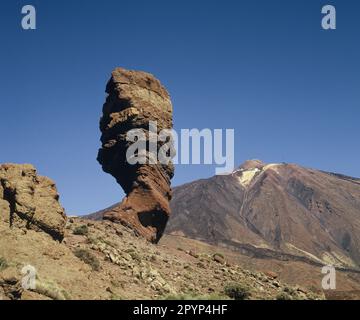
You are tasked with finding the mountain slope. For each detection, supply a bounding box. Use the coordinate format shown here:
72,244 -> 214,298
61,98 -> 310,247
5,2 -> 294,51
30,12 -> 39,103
0,217 -> 323,300
167,160 -> 360,269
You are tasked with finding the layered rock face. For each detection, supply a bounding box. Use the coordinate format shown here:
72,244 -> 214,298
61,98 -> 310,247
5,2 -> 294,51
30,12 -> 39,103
0,164 -> 66,241
97,67 -> 174,243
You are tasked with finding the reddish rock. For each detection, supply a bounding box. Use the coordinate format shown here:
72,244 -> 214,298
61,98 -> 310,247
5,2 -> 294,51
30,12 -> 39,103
213,253 -> 226,264
188,250 -> 199,258
264,271 -> 278,279
97,67 -> 174,243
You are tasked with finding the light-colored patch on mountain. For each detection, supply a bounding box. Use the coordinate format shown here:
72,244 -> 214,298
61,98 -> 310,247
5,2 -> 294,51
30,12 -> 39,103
263,163 -> 282,174
237,168 -> 260,187
322,252 -> 356,268
235,163 -> 283,187
252,243 -> 272,250
285,243 -> 324,264
285,243 -> 356,269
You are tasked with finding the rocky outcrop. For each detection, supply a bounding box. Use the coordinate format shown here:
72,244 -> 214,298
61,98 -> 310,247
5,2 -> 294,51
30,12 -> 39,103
97,67 -> 174,243
0,216 -> 326,300
0,164 -> 66,241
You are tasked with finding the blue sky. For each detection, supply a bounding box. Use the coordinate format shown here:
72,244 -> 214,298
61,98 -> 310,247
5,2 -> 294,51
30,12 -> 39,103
1,0 -> 359,215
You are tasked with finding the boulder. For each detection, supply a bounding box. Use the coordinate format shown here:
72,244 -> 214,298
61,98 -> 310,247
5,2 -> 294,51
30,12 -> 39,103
0,164 -> 66,241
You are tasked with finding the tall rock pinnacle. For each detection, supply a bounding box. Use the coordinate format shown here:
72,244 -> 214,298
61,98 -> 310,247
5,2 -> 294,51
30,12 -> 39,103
97,67 -> 174,243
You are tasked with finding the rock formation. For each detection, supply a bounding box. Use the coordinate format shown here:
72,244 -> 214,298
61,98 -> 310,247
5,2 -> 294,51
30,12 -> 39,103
0,164 -> 66,241
97,67 -> 174,243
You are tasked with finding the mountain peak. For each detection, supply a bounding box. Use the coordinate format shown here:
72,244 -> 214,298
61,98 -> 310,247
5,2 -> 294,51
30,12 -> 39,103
238,159 -> 266,171
168,161 -> 360,272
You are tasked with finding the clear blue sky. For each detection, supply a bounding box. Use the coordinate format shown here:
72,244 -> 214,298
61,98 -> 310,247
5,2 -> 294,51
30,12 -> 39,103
1,0 -> 359,215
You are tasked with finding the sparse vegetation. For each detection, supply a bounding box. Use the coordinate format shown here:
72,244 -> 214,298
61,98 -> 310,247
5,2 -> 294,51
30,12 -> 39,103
0,257 -> 9,271
213,252 -> 224,259
34,280 -> 71,300
224,283 -> 251,300
161,293 -> 230,300
0,216 -> 326,300
125,248 -> 142,262
74,248 -> 100,271
110,294 -> 124,300
73,225 -> 89,236
283,286 -> 296,295
213,252 -> 225,264
276,291 -> 292,300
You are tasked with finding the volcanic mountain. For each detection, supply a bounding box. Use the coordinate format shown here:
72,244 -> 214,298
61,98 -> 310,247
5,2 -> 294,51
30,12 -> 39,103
166,160 -> 360,270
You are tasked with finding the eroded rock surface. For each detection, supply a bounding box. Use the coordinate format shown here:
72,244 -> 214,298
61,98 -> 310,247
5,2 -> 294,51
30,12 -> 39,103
97,67 -> 174,243
0,164 -> 66,241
